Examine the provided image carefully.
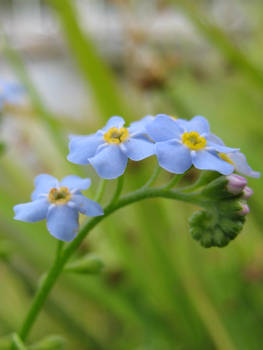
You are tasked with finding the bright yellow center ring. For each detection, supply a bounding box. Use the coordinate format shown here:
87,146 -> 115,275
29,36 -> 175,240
104,127 -> 129,144
182,131 -> 206,151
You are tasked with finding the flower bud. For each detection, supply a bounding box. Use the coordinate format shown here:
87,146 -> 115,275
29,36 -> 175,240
242,186 -> 253,200
238,202 -> 250,216
226,174 -> 247,195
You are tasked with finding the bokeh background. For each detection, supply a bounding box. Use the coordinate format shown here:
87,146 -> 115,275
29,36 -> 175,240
0,1 -> 263,349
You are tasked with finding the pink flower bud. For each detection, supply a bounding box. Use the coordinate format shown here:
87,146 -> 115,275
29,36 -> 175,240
226,174 -> 247,195
238,202 -> 250,216
242,186 -> 254,200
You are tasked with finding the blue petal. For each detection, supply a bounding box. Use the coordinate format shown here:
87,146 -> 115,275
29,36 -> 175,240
14,199 -> 49,222
67,133 -> 103,165
122,135 -> 155,161
89,145 -> 128,179
229,152 -> 261,178
128,115 -> 154,134
185,116 -> 210,134
146,114 -> 182,142
71,194 -> 104,216
155,141 -> 192,173
207,142 -> 239,153
102,116 -> 125,132
31,174 -> 58,200
60,176 -> 91,191
206,133 -> 225,145
47,205 -> 79,242
192,150 -> 234,175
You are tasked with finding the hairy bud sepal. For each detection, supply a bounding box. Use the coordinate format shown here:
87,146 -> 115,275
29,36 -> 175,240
189,199 -> 247,248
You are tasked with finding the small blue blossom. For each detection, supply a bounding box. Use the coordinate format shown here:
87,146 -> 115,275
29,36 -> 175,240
13,174 -> 104,242
0,79 -> 23,110
208,133 -> 261,178
67,116 -> 155,179
146,114 -> 238,175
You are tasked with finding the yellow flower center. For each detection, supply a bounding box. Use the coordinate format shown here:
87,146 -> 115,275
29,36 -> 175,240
182,131 -> 206,151
218,153 -> 234,165
48,186 -> 71,205
104,127 -> 129,144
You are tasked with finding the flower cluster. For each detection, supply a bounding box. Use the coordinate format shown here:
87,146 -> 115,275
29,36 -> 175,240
13,114 -> 260,244
68,114 -> 259,179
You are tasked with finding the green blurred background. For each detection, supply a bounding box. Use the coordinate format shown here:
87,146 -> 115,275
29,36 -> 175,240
0,0 -> 263,349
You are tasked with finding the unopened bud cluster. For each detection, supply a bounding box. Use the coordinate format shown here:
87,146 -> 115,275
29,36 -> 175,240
189,174 -> 253,248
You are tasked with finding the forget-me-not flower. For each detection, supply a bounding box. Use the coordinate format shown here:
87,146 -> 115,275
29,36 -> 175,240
208,133 -> 260,178
13,174 -> 103,242
0,79 -> 23,110
67,116 -> 155,179
146,114 -> 238,175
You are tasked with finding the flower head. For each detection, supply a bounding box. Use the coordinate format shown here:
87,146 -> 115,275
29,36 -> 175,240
67,116 -> 155,179
13,174 -> 103,242
146,114 -> 238,175
0,79 -> 23,110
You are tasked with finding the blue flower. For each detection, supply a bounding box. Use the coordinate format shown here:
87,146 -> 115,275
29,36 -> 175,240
13,174 -> 104,242
0,79 -> 23,110
208,133 -> 261,178
146,114 -> 238,175
67,116 -> 155,179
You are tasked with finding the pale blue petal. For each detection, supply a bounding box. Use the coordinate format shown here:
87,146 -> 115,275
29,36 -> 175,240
71,194 -> 104,217
185,116 -> 210,134
175,118 -> 188,130
31,174 -> 58,200
122,136 -> 155,161
155,141 -> 192,173
146,114 -> 182,142
192,150 -> 234,175
102,116 -> 125,132
47,205 -> 79,242
128,115 -> 154,134
14,199 -> 49,222
206,133 -> 225,145
67,133 -> 103,165
230,152 -> 261,178
207,142 -> 239,153
60,176 -> 91,191
89,145 -> 128,179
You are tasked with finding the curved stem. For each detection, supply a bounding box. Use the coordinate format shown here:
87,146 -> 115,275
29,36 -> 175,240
142,163 -> 162,189
163,174 -> 184,190
108,175 -> 124,206
18,187 -> 201,342
94,179 -> 106,203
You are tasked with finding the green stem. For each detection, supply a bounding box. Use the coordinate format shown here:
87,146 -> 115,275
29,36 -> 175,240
142,163 -> 162,188
94,179 -> 106,203
163,174 -> 184,190
19,241 -> 63,341
12,334 -> 28,350
17,187 -> 201,342
182,171 -> 220,193
108,175 -> 124,206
